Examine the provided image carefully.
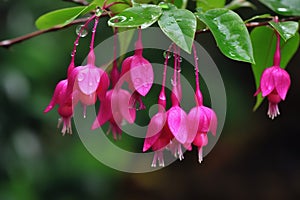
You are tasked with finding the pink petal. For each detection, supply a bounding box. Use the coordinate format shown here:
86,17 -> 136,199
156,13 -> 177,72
91,91 -> 112,129
187,107 -> 200,143
113,89 -> 136,124
273,68 -> 291,100
120,56 -> 132,83
97,70 -> 110,101
77,64 -> 100,95
130,56 -> 153,96
202,106 -> 218,136
143,112 -> 166,152
44,80 -> 68,113
193,133 -> 208,147
167,106 -> 188,144
260,67 -> 275,97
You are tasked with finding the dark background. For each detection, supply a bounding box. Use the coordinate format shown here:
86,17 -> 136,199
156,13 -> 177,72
0,0 -> 299,199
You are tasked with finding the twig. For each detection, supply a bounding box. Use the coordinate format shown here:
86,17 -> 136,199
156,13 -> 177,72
63,0 -> 89,6
0,17 -> 90,48
1,16 -> 300,48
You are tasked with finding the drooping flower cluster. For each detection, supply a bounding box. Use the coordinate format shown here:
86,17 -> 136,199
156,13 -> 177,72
44,13 -> 154,139
143,44 -> 218,166
255,17 -> 291,119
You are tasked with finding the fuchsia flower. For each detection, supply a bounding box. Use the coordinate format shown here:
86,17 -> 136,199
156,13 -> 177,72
44,79 -> 73,135
187,90 -> 217,163
143,47 -> 188,166
143,90 -> 174,167
183,44 -> 218,163
91,29 -> 137,140
91,63 -> 136,140
121,29 -> 153,109
255,18 -> 291,119
69,49 -> 109,117
91,88 -> 136,139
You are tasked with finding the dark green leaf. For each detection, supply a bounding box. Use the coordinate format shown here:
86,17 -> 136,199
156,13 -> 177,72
196,9 -> 255,63
251,26 -> 299,110
108,4 -> 162,29
196,0 -> 225,12
158,8 -> 196,53
35,4 -> 96,30
269,21 -> 299,41
259,0 -> 300,16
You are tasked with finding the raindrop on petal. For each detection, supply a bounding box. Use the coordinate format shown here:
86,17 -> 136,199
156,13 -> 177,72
77,73 -> 85,82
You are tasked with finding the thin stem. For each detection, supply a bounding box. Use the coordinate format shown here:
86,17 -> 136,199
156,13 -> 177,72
273,16 -> 281,66
103,2 -> 128,10
0,17 -> 90,48
90,16 -> 99,50
192,44 -> 200,92
71,15 -> 96,64
193,43 -> 203,106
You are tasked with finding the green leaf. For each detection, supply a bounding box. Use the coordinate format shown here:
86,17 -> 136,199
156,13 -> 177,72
244,14 -> 272,23
108,4 -> 162,29
196,9 -> 255,63
196,0 -> 226,12
158,8 -> 196,53
251,26 -> 299,110
225,0 -> 256,10
268,21 -> 299,41
35,4 -> 96,30
259,0 -> 300,16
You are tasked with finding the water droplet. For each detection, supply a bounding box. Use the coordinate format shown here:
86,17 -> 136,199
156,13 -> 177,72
178,56 -> 183,63
129,17 -> 134,21
277,7 -> 288,12
163,51 -> 172,59
96,7 -> 103,17
77,73 -> 85,81
74,42 -> 79,46
89,81 -> 93,86
171,78 -> 176,86
76,25 -> 88,37
71,53 -> 75,57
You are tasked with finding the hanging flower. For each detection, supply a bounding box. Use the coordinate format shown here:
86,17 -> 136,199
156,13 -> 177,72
44,79 -> 73,135
69,49 -> 109,117
254,17 -> 291,119
121,29 -> 153,110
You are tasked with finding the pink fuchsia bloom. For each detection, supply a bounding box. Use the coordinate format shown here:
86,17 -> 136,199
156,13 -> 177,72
188,103 -> 217,163
121,29 -> 153,109
44,79 -> 73,135
254,18 -> 291,119
91,88 -> 136,140
255,66 -> 290,119
69,50 -> 109,117
143,87 -> 174,167
186,44 -> 218,163
143,110 -> 174,167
